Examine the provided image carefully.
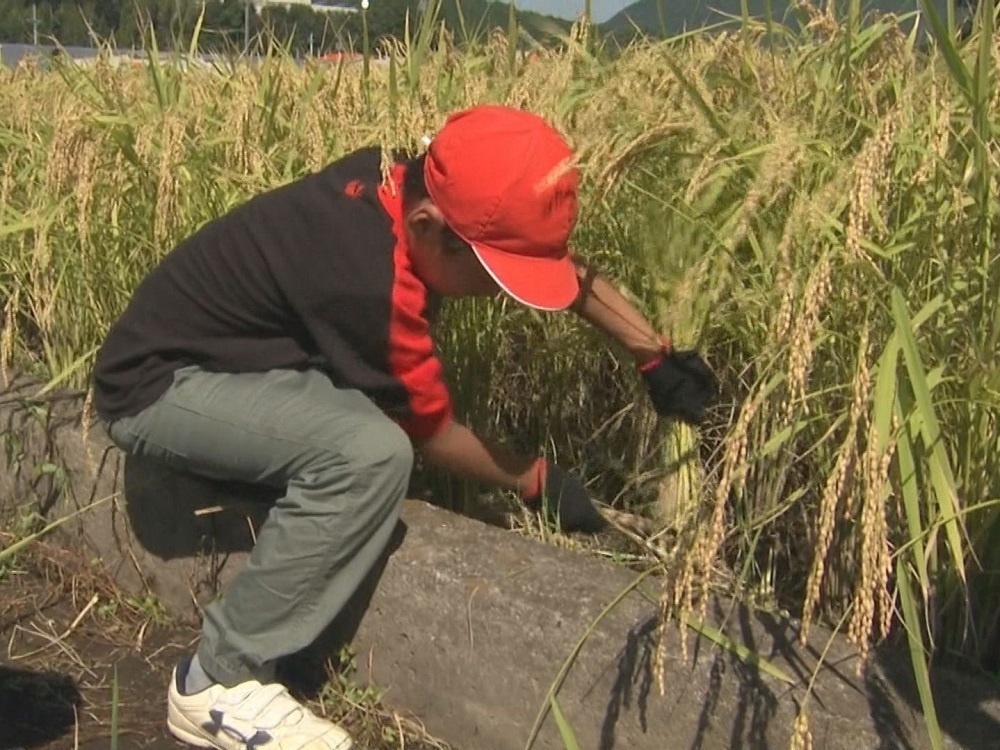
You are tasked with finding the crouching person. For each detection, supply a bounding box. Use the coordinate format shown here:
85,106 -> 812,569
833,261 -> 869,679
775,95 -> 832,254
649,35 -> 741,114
92,104 -> 717,750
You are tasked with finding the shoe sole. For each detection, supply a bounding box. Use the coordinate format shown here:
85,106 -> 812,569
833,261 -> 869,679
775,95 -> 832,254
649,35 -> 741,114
167,701 -> 219,749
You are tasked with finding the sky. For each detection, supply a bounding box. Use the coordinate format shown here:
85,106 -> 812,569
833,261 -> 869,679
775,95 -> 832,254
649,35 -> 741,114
512,0 -> 634,24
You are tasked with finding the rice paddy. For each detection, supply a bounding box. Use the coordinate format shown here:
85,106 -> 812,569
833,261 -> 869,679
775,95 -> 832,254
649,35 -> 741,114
1,2 -> 998,746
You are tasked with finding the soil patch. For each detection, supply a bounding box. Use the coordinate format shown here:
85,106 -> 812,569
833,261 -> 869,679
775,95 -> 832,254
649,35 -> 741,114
0,536 -> 450,750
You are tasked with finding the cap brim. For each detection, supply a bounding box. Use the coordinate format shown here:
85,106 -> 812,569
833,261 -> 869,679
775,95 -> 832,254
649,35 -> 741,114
470,242 -> 579,311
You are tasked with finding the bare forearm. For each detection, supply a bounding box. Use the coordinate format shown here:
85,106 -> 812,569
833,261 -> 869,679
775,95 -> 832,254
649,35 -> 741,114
570,260 -> 663,365
416,420 -> 539,493
414,263 -> 666,492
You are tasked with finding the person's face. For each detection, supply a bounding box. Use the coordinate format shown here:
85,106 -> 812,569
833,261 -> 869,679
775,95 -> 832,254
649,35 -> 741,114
403,199 -> 502,299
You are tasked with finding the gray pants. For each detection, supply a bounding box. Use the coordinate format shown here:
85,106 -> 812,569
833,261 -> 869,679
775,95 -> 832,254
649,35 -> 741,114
107,365 -> 414,686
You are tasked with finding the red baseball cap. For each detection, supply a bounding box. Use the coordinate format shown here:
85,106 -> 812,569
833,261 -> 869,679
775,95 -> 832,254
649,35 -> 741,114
423,105 -> 580,311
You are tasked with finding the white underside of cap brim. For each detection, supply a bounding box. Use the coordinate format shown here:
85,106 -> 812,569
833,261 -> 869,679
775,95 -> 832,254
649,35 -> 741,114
469,243 -> 576,312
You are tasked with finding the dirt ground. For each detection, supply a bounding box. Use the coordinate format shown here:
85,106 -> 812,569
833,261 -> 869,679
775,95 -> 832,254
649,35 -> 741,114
0,535 -> 450,750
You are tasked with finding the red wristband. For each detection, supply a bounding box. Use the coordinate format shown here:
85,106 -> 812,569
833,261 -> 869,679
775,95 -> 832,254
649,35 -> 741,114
638,338 -> 671,373
520,457 -> 546,499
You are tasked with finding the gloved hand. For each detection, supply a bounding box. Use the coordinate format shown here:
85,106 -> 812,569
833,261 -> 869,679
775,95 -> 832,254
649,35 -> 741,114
640,345 -> 718,425
521,459 -> 607,534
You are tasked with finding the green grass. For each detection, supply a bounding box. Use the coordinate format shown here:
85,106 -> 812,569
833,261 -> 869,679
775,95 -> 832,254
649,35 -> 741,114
1,1 -> 998,747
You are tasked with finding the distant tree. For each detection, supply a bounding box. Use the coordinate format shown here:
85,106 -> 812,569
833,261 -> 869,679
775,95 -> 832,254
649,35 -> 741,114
0,0 -> 29,42
53,0 -> 93,44
0,0 -> 573,54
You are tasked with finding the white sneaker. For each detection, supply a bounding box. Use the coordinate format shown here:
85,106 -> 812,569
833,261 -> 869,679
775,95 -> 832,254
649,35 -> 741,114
166,662 -> 354,750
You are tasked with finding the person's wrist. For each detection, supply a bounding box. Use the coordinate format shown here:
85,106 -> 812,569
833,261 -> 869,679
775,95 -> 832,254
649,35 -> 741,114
636,337 -> 671,372
518,457 -> 546,500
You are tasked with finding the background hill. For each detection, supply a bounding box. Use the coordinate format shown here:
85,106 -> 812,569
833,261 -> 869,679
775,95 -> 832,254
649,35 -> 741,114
599,0 -> 977,42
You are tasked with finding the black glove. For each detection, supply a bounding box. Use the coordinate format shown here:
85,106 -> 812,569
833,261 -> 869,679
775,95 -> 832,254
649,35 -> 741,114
641,347 -> 718,425
522,461 -> 607,534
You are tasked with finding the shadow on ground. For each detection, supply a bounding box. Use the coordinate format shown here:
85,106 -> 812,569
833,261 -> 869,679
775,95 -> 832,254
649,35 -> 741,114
580,564 -> 1000,750
0,665 -> 81,749
871,640 -> 1000,750
595,597 -> 895,750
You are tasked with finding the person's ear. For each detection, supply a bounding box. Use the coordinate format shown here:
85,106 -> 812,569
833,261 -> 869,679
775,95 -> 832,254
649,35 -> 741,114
404,200 -> 448,248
